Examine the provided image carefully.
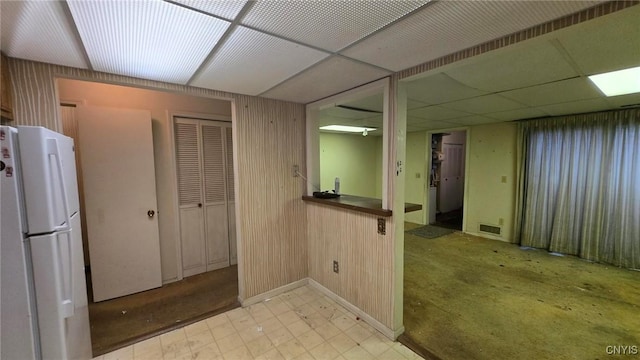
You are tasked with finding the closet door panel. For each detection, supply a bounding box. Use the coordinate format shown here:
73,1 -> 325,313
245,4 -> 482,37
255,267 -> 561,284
201,124 -> 229,269
175,121 -> 206,276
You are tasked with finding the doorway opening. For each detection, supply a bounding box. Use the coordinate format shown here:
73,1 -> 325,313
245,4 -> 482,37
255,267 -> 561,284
429,130 -> 466,231
57,78 -> 239,356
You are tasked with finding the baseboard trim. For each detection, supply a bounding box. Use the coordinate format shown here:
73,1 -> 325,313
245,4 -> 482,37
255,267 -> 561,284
308,279 -> 400,340
241,278 -> 309,307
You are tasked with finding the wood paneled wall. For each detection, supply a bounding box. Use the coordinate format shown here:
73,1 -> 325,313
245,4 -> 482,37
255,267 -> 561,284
7,58 -> 307,300
307,204 -> 394,329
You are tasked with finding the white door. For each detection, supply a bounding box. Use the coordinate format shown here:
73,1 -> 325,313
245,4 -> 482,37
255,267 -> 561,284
439,143 -> 464,213
77,105 -> 162,302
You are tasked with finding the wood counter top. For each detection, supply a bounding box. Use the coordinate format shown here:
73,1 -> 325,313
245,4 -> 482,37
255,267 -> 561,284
302,194 -> 422,217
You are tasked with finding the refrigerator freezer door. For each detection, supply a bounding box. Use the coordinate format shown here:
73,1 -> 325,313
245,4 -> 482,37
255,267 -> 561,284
29,214 -> 92,360
1,126 -> 38,360
17,126 -> 80,234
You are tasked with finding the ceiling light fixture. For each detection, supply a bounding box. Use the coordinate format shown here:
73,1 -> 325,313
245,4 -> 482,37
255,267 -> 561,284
319,125 -> 377,133
588,66 -> 640,97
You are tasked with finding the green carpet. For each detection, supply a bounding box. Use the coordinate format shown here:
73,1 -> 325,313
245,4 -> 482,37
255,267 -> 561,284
405,225 -> 455,239
89,265 -> 239,356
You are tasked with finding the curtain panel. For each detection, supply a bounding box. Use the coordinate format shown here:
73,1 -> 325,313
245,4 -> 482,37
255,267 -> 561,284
515,108 -> 640,269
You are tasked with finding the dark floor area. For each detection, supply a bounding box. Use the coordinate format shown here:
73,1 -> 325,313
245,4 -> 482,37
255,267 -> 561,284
89,265 -> 239,356
434,208 -> 463,230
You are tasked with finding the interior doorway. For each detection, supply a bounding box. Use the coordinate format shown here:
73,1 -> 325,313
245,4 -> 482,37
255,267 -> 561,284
429,130 -> 466,231
57,78 -> 239,356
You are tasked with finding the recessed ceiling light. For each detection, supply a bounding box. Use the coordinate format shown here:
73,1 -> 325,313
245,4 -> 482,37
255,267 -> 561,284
588,66 -> 640,97
319,125 -> 377,133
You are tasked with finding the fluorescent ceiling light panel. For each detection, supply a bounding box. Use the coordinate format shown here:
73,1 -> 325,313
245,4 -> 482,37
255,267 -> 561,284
0,1 -> 88,68
67,0 -> 230,84
320,125 -> 376,133
588,66 -> 640,97
170,0 -> 248,20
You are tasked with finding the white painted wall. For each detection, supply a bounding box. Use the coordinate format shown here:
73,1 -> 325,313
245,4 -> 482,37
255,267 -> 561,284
464,122 -> 517,242
57,79 -> 232,282
319,132 -> 380,198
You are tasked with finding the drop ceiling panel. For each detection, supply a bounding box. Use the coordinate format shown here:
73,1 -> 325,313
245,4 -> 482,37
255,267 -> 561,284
448,115 -> 501,126
170,0 -> 248,20
605,92 -> 640,109
241,0 -> 429,52
501,78 -> 602,107
485,107 -> 549,122
0,1 -> 87,68
557,5 -> 640,75
408,120 -> 461,132
409,106 -> 472,121
444,40 -> 579,92
537,98 -> 611,117
341,0 -> 601,71
67,0 -> 230,84
440,94 -> 525,115
191,26 -> 328,96
322,107 -> 381,120
261,56 -> 391,104
408,99 -> 430,110
340,93 -> 384,112
406,73 -> 488,105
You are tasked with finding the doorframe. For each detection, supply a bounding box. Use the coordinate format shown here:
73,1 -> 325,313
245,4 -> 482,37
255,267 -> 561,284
424,126 -> 471,232
167,110 -> 232,281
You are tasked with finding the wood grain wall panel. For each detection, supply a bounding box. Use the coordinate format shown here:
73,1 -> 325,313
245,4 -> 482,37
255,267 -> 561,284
7,58 -> 307,300
307,203 -> 394,328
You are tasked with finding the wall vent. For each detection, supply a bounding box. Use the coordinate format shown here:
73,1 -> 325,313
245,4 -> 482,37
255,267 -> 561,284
479,224 -> 501,235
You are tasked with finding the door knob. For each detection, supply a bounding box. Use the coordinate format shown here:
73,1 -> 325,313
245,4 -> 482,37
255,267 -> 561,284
147,210 -> 155,218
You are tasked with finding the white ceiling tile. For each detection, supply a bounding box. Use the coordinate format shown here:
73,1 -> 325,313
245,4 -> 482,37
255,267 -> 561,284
67,0 -> 230,84
409,106 -> 472,121
0,1 -> 87,68
408,99 -> 430,110
444,40 -> 579,92
170,0 -> 248,20
441,94 -> 525,114
448,115 -> 501,126
408,120 -> 459,132
241,0 -> 429,52
558,5 -> 640,75
485,107 -> 549,122
191,26 -> 328,95
536,98 -> 611,117
500,77 -> 602,107
406,73 -> 488,105
341,0 -> 602,71
261,56 -> 391,104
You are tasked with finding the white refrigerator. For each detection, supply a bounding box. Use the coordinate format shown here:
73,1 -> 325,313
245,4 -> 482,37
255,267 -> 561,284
1,126 -> 92,359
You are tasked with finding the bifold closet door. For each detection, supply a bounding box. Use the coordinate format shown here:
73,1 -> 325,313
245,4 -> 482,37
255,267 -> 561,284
201,123 -> 230,271
175,121 -> 207,277
175,118 -> 234,278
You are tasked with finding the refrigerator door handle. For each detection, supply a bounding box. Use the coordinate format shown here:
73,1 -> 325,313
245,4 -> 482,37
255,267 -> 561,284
46,138 -> 72,232
57,229 -> 75,318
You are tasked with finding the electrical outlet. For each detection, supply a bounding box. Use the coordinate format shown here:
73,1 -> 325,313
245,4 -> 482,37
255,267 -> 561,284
377,218 -> 386,235
501,176 -> 507,183
333,260 -> 339,273
293,165 -> 299,177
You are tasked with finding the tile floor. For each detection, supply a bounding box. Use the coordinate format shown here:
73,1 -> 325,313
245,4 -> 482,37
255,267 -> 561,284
93,285 -> 422,360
